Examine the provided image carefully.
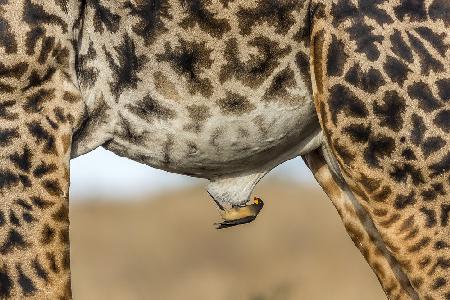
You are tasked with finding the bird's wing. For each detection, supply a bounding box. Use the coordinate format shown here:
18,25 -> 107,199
214,216 -> 257,229
208,191 -> 225,211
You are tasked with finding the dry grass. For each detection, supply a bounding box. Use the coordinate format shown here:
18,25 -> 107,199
70,181 -> 385,300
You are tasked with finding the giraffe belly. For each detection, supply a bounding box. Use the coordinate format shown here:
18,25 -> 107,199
104,97 -> 320,180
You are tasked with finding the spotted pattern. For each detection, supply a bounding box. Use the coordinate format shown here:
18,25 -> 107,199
3,0 -> 448,299
311,0 -> 450,299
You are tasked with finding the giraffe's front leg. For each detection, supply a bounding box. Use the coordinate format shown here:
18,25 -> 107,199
0,69 -> 84,299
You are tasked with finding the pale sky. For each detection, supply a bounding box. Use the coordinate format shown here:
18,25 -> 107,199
69,147 -> 315,200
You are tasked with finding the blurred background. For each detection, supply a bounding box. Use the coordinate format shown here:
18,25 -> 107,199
69,147 -> 385,300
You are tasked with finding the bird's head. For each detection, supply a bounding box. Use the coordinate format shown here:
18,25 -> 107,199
253,197 -> 263,205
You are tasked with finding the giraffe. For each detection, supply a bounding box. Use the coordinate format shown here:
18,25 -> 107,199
0,0 -> 448,299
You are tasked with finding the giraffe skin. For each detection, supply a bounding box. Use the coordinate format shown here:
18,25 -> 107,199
0,0 -> 448,299
310,0 -> 450,299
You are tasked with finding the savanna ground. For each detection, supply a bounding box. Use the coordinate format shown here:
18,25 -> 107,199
70,181 -> 385,300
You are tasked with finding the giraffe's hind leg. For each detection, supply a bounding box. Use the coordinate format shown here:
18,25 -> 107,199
303,147 -> 416,299
309,1 -> 450,298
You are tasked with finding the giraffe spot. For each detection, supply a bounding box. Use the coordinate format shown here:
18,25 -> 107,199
127,95 -> 176,122
32,259 -> 48,282
0,210 -> 5,227
220,37 -> 291,89
401,148 -> 417,161
360,174 -> 380,193
390,29 -> 414,63
216,92 -> 255,116
434,110 -> 450,133
333,140 -> 355,165
37,36 -> 55,64
441,204 -> 450,226
157,39 -> 213,97
422,137 -> 446,157
408,82 -> 442,112
59,228 -> 69,244
330,0 -> 357,26
22,68 -> 56,92
22,0 -> 68,32
415,27 -> 449,57
0,266 -> 12,298
184,104 -> 210,133
153,71 -> 181,102
432,277 -> 447,290
327,35 -> 347,77
263,67 -> 298,104
10,146 -> 32,173
296,51 -> 312,94
42,179 -> 63,196
394,0 -> 427,21
407,33 -> 444,75
389,163 -> 424,185
33,162 -> 57,178
328,84 -> 368,124
46,252 -> 59,274
429,152 -> 450,177
373,186 -> 392,202
379,213 -> 400,228
343,124 -> 371,143
0,170 -> 19,190
41,224 -> 55,244
0,62 -> 28,79
399,215 -> 415,233
410,114 -> 426,145
435,241 -> 449,249
17,266 -> 36,296
346,21 -> 383,61
52,205 -> 68,223
86,0 -> 120,33
383,56 -> 410,86
125,0 -> 170,45
22,212 -> 36,224
236,0 -> 299,35
0,229 -> 28,254
9,210 -> 20,227
419,256 -> 432,268
0,16 -> 18,54
0,100 -> 17,120
180,0 -> 231,38
373,91 -> 406,132
104,34 -> 147,99
0,128 -> 19,147
364,134 -> 395,168
436,79 -> 450,102
31,196 -> 54,209
429,0 -> 450,25
27,121 -> 57,154
394,192 -> 416,210
407,237 -> 431,253
420,207 -> 437,228
344,63 -> 385,93
18,175 -> 31,188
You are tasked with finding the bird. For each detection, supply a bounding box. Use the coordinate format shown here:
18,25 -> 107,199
212,196 -> 264,229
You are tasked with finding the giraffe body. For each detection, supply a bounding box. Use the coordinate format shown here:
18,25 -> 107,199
0,0 -> 448,298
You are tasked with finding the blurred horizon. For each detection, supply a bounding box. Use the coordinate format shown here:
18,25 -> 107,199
69,147 -> 316,200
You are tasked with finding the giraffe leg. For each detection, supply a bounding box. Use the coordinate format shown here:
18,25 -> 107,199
309,1 -> 450,298
0,68 -> 84,298
303,147 -> 417,299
